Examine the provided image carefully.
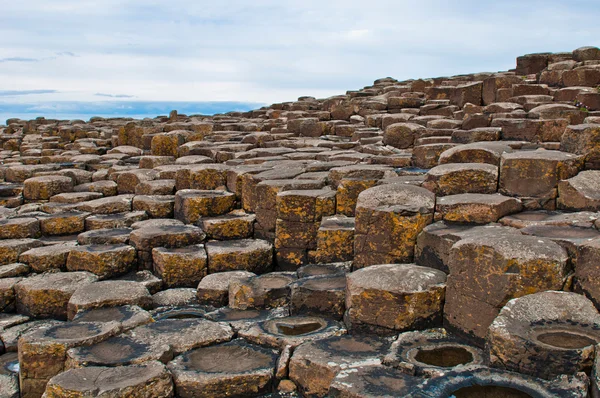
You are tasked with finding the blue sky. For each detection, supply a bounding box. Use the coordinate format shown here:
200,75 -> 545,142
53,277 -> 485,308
1,1 -> 600,120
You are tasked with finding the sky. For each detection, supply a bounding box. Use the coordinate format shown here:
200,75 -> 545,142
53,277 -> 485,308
1,0 -> 599,120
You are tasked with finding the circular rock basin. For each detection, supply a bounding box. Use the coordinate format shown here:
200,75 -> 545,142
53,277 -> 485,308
264,317 -> 328,336
450,385 -> 533,398
384,329 -> 484,377
413,345 -> 474,368
534,329 -> 597,350
239,316 -> 346,349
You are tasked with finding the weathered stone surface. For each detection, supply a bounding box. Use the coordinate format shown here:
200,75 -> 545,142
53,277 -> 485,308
239,315 -> 346,349
290,274 -> 346,319
174,189 -> 235,224
126,318 -> 233,356
289,335 -> 391,397
167,339 -> 277,398
501,209 -> 600,228
66,244 -> 136,279
18,321 -> 121,398
488,291 -> 600,380
0,238 -> 44,265
415,222 -> 518,273
499,150 -> 582,205
345,264 -> 446,334
84,211 -> 147,230
195,271 -> 255,308
38,211 -> 88,236
354,184 -> 435,268
23,176 -> 73,201
15,272 -> 98,320
445,231 -> 569,345
383,328 -> 484,377
561,124 -> 600,169
383,123 -> 425,149
0,218 -> 40,239
19,244 -> 73,272
198,210 -> 255,240
423,163 -> 499,196
558,170 -> 600,211
71,305 -> 152,331
229,272 -> 296,310
205,239 -> 273,273
329,364 -> 422,397
67,280 -> 152,320
152,244 -> 207,288
43,361 -> 174,398
434,193 -> 522,223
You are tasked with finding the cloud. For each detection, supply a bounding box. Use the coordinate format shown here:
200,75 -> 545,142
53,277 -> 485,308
1,0 -> 599,108
0,57 -> 40,63
0,89 -> 57,96
95,93 -> 135,98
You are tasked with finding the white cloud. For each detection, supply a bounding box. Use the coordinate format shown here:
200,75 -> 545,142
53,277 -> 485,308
0,0 -> 599,106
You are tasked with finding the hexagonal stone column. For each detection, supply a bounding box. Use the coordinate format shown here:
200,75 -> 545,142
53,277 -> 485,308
289,335 -> 391,397
572,237 -> 600,308
275,188 -> 336,269
66,244 -> 136,279
198,210 -> 255,240
205,239 -> 273,274
43,361 -> 174,398
196,271 -> 256,307
445,231 -> 569,345
38,211 -> 88,236
312,215 -> 355,264
229,272 -> 296,310
15,272 -> 98,320
560,124 -> 600,169
488,291 -> 600,380
174,189 -> 235,224
499,150 -> 582,210
152,244 -> 207,288
434,193 -> 522,223
0,218 -> 40,239
67,280 -> 152,320
18,321 -> 120,398
438,141 -> 513,165
415,222 -> 520,273
354,184 -> 435,268
130,225 -> 206,270
345,264 -> 446,335
0,277 -> 21,313
167,339 -> 277,398
0,238 -> 43,265
19,244 -> 73,273
290,275 -> 346,319
132,195 -> 175,218
422,163 -> 499,196
23,176 -> 73,201
558,170 -> 600,211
